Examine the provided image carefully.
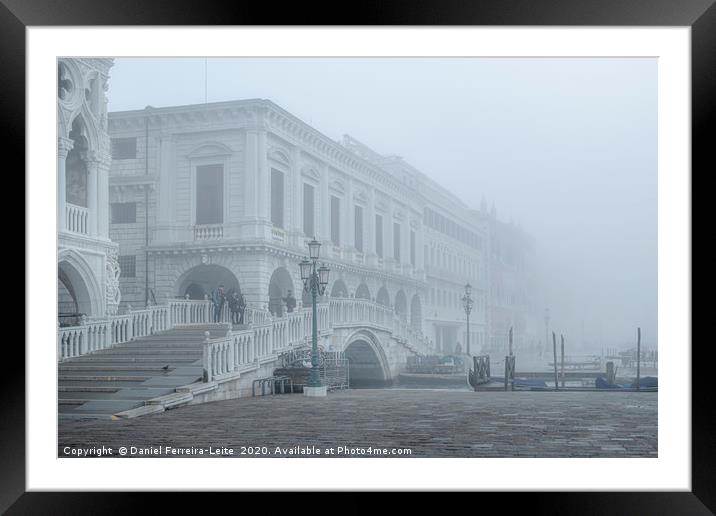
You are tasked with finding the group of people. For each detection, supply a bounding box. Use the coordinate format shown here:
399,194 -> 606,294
210,285 -> 246,325
209,286 -> 298,324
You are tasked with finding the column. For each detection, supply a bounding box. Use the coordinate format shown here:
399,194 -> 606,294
320,163 -> 329,243
366,187 -> 375,256
158,136 -> 173,224
345,178 -> 353,250
97,158 -> 111,238
57,137 -> 73,232
257,130 -> 269,220
291,146 -> 302,236
243,130 -> 259,219
86,157 -> 99,236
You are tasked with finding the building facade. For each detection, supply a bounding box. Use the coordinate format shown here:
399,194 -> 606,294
107,99 -> 535,355
57,58 -> 121,323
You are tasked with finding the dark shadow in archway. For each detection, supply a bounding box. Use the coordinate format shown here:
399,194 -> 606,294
376,286 -> 390,307
177,264 -> 240,300
410,294 -> 422,330
269,267 -> 294,317
355,282 -> 371,300
345,339 -> 391,388
331,278 -> 348,298
395,289 -> 408,321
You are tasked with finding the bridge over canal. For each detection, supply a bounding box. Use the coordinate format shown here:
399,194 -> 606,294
57,298 -> 430,419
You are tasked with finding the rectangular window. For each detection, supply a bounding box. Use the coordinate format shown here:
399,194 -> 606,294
271,168 -> 284,228
330,195 -> 341,245
354,205 -> 363,252
393,222 -> 401,262
375,214 -> 383,257
118,255 -> 136,278
410,230 -> 416,267
111,137 -> 137,160
111,202 -> 136,224
196,164 -> 223,225
303,183 -> 315,237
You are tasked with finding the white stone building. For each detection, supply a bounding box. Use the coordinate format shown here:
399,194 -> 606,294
106,98 -> 535,354
57,58 -> 120,323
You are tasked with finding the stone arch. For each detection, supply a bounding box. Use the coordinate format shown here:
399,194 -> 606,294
343,330 -> 392,387
58,249 -> 103,318
355,282 -> 371,300
410,294 -> 422,330
176,264 -> 241,300
376,285 -> 390,307
330,278 -> 348,298
394,289 -> 408,321
268,266 -> 295,317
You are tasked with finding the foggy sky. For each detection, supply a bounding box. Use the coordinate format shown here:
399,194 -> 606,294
107,57 -> 657,351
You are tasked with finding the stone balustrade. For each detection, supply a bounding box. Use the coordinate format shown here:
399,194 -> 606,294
65,203 -> 88,235
194,224 -> 223,240
58,297 -> 427,383
202,297 -> 424,383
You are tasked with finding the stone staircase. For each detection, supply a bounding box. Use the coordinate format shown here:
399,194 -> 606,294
58,326 -> 224,420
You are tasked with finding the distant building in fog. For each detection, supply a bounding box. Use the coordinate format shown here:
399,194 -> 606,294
105,98 -> 536,353
57,58 -> 121,322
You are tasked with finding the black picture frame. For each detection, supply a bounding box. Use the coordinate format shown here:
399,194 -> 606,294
6,0 -> 708,512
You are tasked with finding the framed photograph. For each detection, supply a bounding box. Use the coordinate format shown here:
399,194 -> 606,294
7,0 -> 708,511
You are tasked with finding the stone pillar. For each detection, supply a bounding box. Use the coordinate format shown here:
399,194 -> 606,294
291,146 -> 302,236
86,157 -> 99,236
57,137 -> 73,232
244,129 -> 259,219
366,187 -> 375,255
257,130 -> 268,221
97,158 -> 111,239
320,163 -> 329,243
345,178 -> 353,250
158,136 -> 174,225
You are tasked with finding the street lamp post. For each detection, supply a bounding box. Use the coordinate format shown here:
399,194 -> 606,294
462,283 -> 474,356
300,238 -> 330,396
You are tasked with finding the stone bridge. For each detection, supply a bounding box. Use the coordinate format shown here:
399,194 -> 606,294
57,298 -> 430,417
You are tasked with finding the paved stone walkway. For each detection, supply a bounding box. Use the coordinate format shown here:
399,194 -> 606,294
58,389 -> 657,458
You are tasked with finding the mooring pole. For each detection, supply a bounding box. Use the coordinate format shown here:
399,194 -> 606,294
636,327 -> 641,391
560,334 -> 565,389
552,331 -> 558,391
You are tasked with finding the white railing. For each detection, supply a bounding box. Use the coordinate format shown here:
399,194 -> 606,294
65,203 -> 88,235
194,224 -> 223,240
202,296 -> 427,383
58,296 -> 428,380
57,304 -> 171,361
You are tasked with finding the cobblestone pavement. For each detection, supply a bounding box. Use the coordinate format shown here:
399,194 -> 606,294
58,389 -> 657,458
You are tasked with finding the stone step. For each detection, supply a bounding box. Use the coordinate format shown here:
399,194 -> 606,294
58,385 -> 119,393
62,357 -> 200,365
88,348 -> 203,356
58,375 -> 150,382
112,342 -> 205,349
58,365 -> 180,372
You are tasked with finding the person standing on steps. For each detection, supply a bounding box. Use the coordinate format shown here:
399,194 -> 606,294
211,284 -> 226,323
283,290 -> 297,314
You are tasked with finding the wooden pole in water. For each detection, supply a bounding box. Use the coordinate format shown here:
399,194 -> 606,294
636,327 -> 641,391
552,331 -> 558,391
509,326 -> 513,356
560,334 -> 565,389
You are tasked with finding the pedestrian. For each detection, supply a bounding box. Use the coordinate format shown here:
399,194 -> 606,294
228,290 -> 241,325
237,290 -> 246,324
211,284 -> 226,323
283,289 -> 297,313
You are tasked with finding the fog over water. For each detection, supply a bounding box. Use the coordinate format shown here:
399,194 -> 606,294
108,57 -> 657,352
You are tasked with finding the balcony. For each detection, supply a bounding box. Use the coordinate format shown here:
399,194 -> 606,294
194,224 -> 223,240
271,226 -> 286,243
66,203 -> 88,235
